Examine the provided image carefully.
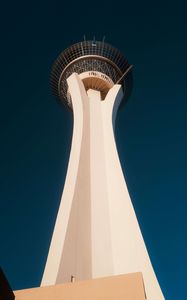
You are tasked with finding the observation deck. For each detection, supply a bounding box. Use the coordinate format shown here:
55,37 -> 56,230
50,40 -> 133,108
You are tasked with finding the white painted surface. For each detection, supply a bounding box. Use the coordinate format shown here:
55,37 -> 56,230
41,73 -> 165,300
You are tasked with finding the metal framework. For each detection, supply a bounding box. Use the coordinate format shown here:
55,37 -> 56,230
50,40 -> 133,108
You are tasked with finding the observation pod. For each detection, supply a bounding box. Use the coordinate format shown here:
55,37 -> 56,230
41,40 -> 165,300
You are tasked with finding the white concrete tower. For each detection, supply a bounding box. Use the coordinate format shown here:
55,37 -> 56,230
41,40 -> 165,300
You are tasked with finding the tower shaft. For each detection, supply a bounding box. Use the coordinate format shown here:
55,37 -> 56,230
41,73 -> 164,300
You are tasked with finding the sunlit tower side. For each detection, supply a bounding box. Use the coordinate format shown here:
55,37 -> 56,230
41,40 -> 165,300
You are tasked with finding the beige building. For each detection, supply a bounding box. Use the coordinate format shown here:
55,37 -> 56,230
15,273 -> 146,300
14,40 -> 164,299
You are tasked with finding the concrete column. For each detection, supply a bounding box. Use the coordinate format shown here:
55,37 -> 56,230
41,73 -> 164,300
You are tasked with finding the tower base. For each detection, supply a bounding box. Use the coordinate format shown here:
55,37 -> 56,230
14,273 -> 146,300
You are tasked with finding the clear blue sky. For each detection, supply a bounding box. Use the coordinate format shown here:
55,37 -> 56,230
0,1 -> 187,299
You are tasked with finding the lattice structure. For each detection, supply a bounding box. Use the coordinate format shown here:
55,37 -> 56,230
50,40 -> 133,108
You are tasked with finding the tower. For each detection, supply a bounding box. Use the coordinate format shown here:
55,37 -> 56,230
41,40 -> 165,300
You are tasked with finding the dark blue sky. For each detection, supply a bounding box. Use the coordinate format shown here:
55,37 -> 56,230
0,1 -> 187,299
